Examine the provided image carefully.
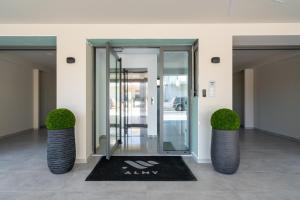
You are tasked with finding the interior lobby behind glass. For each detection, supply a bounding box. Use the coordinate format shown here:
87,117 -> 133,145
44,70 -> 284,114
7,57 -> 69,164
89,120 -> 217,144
162,51 -> 189,151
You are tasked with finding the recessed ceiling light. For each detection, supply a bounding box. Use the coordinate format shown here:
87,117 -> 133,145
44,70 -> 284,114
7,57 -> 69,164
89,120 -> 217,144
46,52 -> 54,56
272,0 -> 285,4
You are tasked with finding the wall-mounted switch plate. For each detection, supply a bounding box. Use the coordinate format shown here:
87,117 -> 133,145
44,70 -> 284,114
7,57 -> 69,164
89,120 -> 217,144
208,81 -> 216,97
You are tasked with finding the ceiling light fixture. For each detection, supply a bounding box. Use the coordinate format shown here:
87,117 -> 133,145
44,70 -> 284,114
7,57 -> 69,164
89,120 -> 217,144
272,0 -> 285,4
46,52 -> 54,56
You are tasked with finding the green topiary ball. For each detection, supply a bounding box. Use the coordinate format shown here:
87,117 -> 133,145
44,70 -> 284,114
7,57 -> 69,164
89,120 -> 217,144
46,108 -> 76,130
211,108 -> 240,131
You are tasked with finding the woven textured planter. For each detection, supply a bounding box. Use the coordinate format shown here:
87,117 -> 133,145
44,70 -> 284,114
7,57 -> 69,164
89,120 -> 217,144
47,128 -> 76,174
211,129 -> 240,174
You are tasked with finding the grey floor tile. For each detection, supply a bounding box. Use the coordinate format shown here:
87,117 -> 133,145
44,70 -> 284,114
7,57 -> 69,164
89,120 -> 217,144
0,128 -> 300,200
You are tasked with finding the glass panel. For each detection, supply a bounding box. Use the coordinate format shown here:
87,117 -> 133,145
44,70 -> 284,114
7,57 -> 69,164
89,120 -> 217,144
109,52 -> 118,152
162,51 -> 189,151
193,48 -> 199,96
95,48 -> 106,154
95,47 -> 121,157
127,71 -> 148,126
122,69 -> 128,135
116,58 -> 121,143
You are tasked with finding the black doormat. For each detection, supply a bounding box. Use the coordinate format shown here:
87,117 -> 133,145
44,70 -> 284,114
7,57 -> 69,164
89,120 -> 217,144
86,156 -> 197,181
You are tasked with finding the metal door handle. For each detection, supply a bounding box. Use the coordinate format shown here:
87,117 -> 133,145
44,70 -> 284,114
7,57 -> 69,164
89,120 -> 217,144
151,97 -> 154,105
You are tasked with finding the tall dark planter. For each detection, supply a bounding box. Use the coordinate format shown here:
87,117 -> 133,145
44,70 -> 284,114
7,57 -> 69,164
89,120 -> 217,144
211,129 -> 240,174
47,128 -> 76,174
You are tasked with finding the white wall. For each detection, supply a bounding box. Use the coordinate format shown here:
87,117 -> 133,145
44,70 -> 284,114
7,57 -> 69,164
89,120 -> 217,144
244,69 -> 254,129
233,71 -> 244,126
33,69 -> 39,129
0,53 -> 56,137
197,35 -> 232,162
39,70 -> 57,127
254,55 -> 300,140
1,23 -> 300,162
0,54 -> 33,137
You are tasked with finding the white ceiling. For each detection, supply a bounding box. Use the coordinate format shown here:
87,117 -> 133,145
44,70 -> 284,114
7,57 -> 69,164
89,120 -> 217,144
233,49 -> 300,72
233,36 -> 300,47
0,0 -> 300,24
1,51 -> 56,70
233,36 -> 300,72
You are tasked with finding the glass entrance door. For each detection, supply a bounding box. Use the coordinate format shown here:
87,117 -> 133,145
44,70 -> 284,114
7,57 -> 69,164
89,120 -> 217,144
159,47 -> 191,153
94,45 -> 192,156
106,44 -> 122,159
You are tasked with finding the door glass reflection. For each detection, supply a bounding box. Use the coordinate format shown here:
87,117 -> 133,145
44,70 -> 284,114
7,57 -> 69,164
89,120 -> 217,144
163,51 -> 189,151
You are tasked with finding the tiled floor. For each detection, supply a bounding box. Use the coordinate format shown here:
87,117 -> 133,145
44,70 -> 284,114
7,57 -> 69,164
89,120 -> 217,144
96,125 -> 188,155
0,128 -> 300,200
96,128 -> 159,155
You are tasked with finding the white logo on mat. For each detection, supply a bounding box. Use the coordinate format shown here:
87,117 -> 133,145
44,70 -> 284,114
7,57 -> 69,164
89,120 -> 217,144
123,160 -> 159,169
122,160 -> 159,175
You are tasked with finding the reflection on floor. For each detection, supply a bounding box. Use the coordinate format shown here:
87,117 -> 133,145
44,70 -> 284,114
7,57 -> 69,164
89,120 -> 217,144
96,128 -> 158,155
127,107 -> 147,125
1,129 -> 300,199
163,120 -> 189,152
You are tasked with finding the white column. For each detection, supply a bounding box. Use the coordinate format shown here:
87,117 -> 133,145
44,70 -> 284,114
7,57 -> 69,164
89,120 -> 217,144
33,69 -> 39,129
56,35 -> 88,163
244,68 -> 254,129
197,35 -> 233,162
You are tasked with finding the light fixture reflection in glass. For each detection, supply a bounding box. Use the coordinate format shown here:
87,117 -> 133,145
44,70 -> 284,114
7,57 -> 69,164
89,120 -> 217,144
175,78 -> 180,87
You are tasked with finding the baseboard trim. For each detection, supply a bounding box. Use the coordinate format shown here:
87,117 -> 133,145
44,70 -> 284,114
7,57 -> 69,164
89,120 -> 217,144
0,128 -> 34,139
255,128 -> 300,143
244,127 -> 255,130
191,152 -> 211,163
76,158 -> 88,164
76,152 -> 95,164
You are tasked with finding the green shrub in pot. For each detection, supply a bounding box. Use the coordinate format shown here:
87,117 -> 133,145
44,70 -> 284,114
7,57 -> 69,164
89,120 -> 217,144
211,108 -> 240,130
46,108 -> 76,174
210,108 -> 240,174
46,108 -> 76,130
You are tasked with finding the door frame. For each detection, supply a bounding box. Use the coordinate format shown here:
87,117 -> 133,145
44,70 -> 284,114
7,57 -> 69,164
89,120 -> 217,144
92,45 -> 193,156
106,43 -> 122,159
